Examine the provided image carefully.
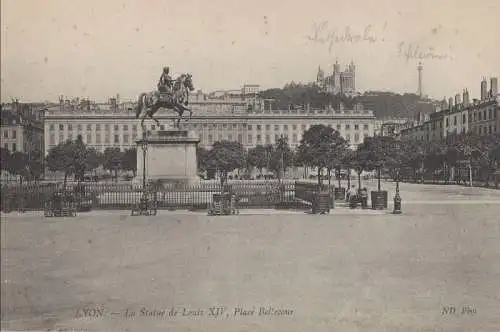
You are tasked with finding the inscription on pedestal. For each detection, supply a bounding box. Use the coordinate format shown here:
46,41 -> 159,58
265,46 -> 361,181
157,130 -> 188,138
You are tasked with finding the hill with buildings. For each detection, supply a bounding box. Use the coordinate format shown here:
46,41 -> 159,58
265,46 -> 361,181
258,84 -> 435,119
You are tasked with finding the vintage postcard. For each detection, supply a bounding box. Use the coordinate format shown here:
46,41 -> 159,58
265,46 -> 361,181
1,0 -> 499,331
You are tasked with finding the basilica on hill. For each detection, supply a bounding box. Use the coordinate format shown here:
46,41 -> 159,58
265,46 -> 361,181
316,60 -> 357,96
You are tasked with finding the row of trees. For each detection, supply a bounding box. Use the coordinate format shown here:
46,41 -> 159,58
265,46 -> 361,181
3,127 -> 499,189
1,135 -> 137,187
0,148 -> 43,184
197,124 -> 500,188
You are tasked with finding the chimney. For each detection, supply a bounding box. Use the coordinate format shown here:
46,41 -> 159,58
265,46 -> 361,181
491,77 -> 498,97
481,78 -> 488,100
455,93 -> 461,106
448,97 -> 454,109
463,89 -> 469,107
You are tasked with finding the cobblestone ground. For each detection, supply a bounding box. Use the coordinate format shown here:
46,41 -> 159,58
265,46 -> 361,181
1,182 -> 500,332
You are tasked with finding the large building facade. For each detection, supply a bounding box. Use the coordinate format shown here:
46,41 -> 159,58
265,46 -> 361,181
316,60 -> 356,95
1,102 -> 45,154
400,77 -> 499,142
44,101 -> 376,155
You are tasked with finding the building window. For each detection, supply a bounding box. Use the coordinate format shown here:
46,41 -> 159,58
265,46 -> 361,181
446,118 -> 449,127
132,124 -> 137,131
301,124 -> 306,130
275,125 -> 279,131
248,125 -> 252,130
114,125 -> 119,131
96,124 -> 100,131
49,124 -> 55,131
257,134 -> 262,142
12,143 -> 16,152
489,109 -> 493,119
49,134 -> 55,145
68,124 -> 74,131
265,135 -> 270,144
3,130 -> 7,139
257,125 -> 261,131
114,135 -> 119,144
354,124 -> 359,130
238,134 -> 242,143
124,134 -> 129,143
223,124 -> 227,129
284,125 -> 288,131
132,133 -> 137,141
248,134 -> 252,143
462,114 -> 466,123
292,124 -> 297,131
96,133 -> 101,144
363,124 -> 369,130
345,124 -> 350,130
151,125 -> 156,130
208,134 -> 213,144
478,112 -> 482,121
104,124 -> 109,131
346,134 -> 350,141
59,124 -> 64,130
265,125 -> 270,131
227,134 -> 232,141
12,130 -> 16,139
123,125 -> 128,131
354,133 -> 360,143
3,143 -> 7,150
86,134 -> 92,143
292,133 -> 297,143
453,115 -> 457,125
68,133 -> 73,140
59,134 -> 64,142
87,124 -> 92,131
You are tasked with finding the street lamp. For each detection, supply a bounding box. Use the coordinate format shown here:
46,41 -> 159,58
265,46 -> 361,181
393,140 -> 402,214
140,131 -> 149,191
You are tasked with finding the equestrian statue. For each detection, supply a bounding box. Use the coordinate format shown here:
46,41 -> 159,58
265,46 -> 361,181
135,66 -> 195,130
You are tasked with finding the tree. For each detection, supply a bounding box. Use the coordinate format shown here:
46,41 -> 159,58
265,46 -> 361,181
297,124 -> 347,185
121,148 -> 137,177
197,146 -> 215,179
73,135 -> 88,182
7,151 -> 28,184
247,145 -> 268,176
209,140 -> 246,185
46,139 -> 78,189
268,137 -> 294,179
102,147 -> 123,181
356,136 -> 398,191
84,147 -> 102,179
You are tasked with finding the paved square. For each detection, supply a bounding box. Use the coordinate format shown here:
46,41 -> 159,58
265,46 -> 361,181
2,182 -> 500,331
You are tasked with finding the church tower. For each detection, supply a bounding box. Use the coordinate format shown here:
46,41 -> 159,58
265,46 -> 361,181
316,65 -> 325,87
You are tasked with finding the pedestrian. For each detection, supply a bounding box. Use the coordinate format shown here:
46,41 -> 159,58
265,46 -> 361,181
347,185 -> 358,209
361,187 -> 368,209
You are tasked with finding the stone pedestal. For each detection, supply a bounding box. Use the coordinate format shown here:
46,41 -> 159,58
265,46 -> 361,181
135,130 -> 200,187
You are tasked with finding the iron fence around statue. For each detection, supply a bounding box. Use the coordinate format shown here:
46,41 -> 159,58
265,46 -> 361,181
1,181 -> 303,212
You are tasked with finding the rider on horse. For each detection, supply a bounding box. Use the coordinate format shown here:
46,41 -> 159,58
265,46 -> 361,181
158,66 -> 174,93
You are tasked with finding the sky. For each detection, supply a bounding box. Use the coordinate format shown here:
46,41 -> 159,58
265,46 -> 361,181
1,0 -> 499,103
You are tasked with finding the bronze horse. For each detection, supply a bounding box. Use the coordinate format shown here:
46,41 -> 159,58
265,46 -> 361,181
135,73 -> 195,130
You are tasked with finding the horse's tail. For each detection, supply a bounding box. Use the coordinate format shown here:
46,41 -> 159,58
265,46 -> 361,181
136,93 -> 146,119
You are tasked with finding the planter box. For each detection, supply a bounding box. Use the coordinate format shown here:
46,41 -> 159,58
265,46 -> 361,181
371,191 -> 388,210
